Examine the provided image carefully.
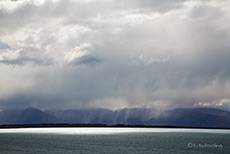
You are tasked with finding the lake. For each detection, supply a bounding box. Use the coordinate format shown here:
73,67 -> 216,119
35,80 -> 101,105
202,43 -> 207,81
0,128 -> 229,154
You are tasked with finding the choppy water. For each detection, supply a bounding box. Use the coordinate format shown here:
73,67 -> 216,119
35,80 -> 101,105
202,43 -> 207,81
0,128 -> 229,154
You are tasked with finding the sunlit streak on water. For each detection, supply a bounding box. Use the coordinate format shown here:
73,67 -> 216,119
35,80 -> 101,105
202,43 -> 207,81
0,128 -> 230,134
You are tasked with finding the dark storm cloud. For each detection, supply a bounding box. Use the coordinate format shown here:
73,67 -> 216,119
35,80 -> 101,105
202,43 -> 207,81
117,0 -> 187,12
0,57 -> 51,65
0,42 -> 10,49
0,0 -> 230,110
71,55 -> 103,66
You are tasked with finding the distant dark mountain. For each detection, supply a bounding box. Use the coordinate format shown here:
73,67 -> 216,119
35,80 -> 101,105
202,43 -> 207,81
45,108 -> 115,124
146,108 -> 230,128
44,108 -> 158,125
112,108 -> 159,125
0,107 -> 61,124
0,107 -> 230,128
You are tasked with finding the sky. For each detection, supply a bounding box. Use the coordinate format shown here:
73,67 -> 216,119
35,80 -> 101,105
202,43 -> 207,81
0,0 -> 230,110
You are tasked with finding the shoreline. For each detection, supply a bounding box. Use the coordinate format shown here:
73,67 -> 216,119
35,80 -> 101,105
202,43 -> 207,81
0,124 -> 229,130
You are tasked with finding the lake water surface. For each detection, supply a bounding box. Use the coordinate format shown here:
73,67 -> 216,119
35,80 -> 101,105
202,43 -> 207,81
0,128 -> 229,154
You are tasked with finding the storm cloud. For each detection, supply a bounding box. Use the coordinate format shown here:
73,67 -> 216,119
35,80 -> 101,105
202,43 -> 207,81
0,0 -> 230,110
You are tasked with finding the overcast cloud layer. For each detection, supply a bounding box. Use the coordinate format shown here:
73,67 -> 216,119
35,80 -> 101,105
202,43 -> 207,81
0,0 -> 230,110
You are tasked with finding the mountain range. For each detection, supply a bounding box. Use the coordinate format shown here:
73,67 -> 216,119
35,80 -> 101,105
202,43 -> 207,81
0,107 -> 230,128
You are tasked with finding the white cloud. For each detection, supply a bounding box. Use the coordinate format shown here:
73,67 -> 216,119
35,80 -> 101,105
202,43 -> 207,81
64,42 -> 90,63
195,98 -> 230,108
91,97 -> 129,110
0,48 -> 20,61
0,0 -> 50,13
